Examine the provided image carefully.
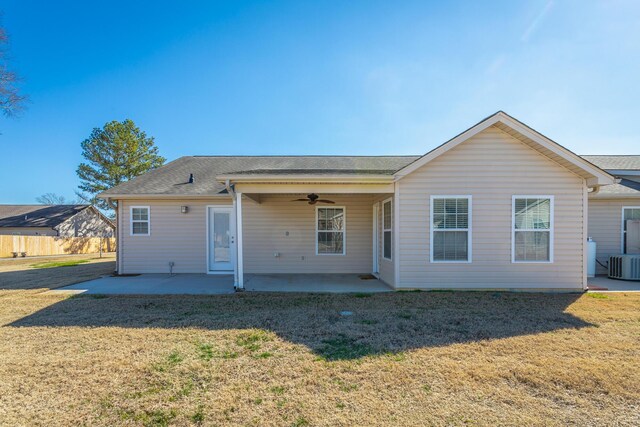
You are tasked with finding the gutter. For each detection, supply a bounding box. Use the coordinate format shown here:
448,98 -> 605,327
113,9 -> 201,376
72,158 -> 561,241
216,174 -> 394,184
97,193 -> 232,200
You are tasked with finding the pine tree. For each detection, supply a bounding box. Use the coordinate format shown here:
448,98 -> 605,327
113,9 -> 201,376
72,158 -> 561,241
77,119 -> 165,210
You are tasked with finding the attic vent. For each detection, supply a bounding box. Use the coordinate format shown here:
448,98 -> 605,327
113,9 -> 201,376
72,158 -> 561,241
188,173 -> 195,184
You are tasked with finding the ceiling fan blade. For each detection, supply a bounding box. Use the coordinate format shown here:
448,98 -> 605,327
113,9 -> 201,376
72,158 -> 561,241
291,199 -> 309,202
317,199 -> 335,204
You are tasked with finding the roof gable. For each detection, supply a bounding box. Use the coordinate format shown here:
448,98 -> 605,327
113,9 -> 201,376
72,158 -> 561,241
394,111 -> 615,187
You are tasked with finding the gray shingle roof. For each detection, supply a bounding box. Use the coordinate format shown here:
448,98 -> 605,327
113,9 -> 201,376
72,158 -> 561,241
581,155 -> 640,171
594,179 -> 640,197
100,156 -> 420,197
0,205 -> 89,228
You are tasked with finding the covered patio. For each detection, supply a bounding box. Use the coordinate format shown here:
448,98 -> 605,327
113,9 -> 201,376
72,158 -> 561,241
222,172 -> 399,289
51,273 -> 391,295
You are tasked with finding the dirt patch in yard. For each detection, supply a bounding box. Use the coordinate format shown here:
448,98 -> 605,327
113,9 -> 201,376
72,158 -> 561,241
0,284 -> 638,426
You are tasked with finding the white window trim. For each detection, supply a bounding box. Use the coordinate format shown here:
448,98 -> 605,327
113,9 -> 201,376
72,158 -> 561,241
315,206 -> 346,256
429,195 -> 472,263
382,197 -> 393,261
511,195 -> 554,263
130,206 -> 150,236
621,206 -> 640,254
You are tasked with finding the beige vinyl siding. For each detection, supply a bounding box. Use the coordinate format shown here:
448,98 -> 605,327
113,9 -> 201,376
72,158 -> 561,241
398,125 -> 585,290
243,194 -> 373,273
372,195 -> 395,286
588,198 -> 640,274
120,199 -> 232,274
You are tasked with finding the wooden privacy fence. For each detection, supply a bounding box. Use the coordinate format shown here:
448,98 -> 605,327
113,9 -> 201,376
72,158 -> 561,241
0,235 -> 116,258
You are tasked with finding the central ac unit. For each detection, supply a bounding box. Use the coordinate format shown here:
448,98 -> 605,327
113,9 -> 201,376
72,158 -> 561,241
608,255 -> 640,281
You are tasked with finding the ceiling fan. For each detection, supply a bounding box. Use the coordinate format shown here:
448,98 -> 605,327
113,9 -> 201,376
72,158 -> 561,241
291,193 -> 335,205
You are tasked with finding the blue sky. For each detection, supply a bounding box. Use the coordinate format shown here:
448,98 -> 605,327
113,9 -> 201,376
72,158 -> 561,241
1,0 -> 639,203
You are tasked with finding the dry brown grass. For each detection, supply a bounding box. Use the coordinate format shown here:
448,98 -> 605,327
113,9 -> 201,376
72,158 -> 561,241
0,253 -> 115,291
0,262 -> 638,426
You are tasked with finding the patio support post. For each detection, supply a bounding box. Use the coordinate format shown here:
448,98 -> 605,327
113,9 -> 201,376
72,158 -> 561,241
236,192 -> 245,290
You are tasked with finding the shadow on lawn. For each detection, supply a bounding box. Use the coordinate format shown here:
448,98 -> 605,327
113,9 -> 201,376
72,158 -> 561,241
8,291 -> 592,360
0,261 -> 115,291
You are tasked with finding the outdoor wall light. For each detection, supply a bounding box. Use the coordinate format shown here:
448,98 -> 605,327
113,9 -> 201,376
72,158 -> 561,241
181,206 -> 189,214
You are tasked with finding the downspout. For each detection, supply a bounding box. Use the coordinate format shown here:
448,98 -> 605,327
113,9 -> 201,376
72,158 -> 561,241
105,197 -> 119,274
225,179 -> 236,200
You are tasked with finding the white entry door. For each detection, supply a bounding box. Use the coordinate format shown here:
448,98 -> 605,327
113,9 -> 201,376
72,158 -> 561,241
208,206 -> 236,272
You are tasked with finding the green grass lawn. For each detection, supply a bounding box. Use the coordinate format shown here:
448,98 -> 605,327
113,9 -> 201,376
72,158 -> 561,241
30,259 -> 90,269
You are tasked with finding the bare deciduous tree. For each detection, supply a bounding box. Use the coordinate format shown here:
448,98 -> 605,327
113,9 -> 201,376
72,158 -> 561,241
0,24 -> 26,117
35,193 -> 78,205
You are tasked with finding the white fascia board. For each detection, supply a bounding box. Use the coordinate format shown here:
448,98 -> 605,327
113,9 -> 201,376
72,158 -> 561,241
216,174 -> 394,183
97,193 -> 232,200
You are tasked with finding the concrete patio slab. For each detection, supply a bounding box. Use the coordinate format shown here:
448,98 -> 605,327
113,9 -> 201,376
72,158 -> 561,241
587,275 -> 640,292
244,273 -> 392,293
48,274 -> 235,295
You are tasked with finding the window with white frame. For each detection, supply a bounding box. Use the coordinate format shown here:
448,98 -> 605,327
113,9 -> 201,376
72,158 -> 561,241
130,206 -> 150,235
317,207 -> 345,255
431,196 -> 471,262
383,199 -> 392,260
512,197 -> 553,262
622,207 -> 640,254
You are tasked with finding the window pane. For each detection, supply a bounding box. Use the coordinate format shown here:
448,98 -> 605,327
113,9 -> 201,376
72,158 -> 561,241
514,198 -> 550,230
213,212 -> 230,262
624,208 -> 640,223
383,201 -> 392,229
456,198 -> 468,214
433,198 -> 468,230
456,213 -> 468,228
515,231 -> 550,261
623,208 -> 640,254
432,214 -> 444,229
318,231 -> 344,254
318,208 -> 344,231
433,198 -> 445,214
132,221 -> 148,235
383,230 -> 391,259
132,208 -> 148,221
433,230 -> 468,261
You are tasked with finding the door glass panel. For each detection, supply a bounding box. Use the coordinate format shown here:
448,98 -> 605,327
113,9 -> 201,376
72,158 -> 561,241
214,212 -> 230,262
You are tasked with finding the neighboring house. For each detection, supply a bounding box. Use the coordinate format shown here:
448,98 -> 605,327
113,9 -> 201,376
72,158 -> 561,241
581,156 -> 640,273
0,205 -> 115,237
99,111 -> 617,291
